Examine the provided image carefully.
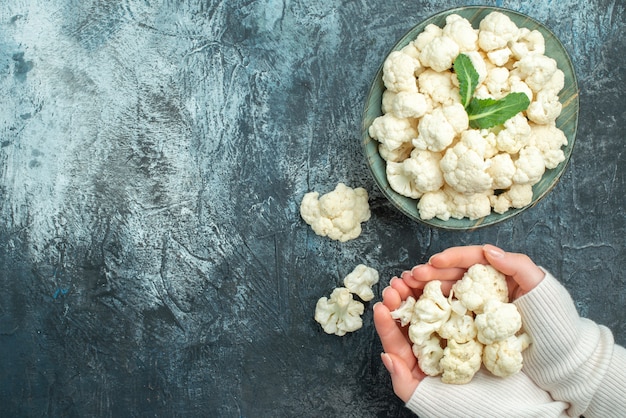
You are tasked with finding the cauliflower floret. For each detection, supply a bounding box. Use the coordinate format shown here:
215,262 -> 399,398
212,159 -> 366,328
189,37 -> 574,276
512,146 -> 546,185
385,90 -> 430,119
486,47 -> 512,67
475,299 -> 523,344
442,14 -> 478,52
495,113 -> 532,154
509,28 -> 545,60
390,296 -> 416,327
378,141 -> 413,162
485,67 -> 511,99
413,335 -> 445,376
418,69 -> 460,106
382,50 -> 421,92
440,130 -> 493,194
483,333 -> 532,377
419,35 -> 460,72
402,149 -> 445,194
300,183 -> 370,242
490,183 -> 534,214
529,123 -> 568,169
343,264 -> 379,302
412,107 -> 458,152
486,152 -> 517,190
438,310 -> 477,344
445,187 -> 493,220
409,319 -> 438,346
368,113 -> 417,151
414,280 -> 452,326
314,287 -> 364,336
400,41 -> 422,61
526,91 -> 563,125
386,161 -> 422,199
508,75 -> 533,102
440,339 -> 484,384
514,54 -> 558,92
414,24 -> 443,51
417,189 -> 451,221
478,11 -> 520,51
539,69 -> 565,96
452,264 -> 508,313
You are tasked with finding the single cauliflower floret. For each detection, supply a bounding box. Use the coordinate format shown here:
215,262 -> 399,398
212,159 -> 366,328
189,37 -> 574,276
486,47 -> 513,67
378,141 -> 413,162
442,14 -> 478,52
368,113 -> 418,151
440,130 -> 493,194
445,187 -> 493,220
414,280 -> 452,326
414,24 -> 443,51
512,146 -> 546,185
475,299 -> 523,344
495,113 -> 532,154
440,339 -> 484,384
409,319 -> 438,346
508,75 -> 533,102
402,149 -> 445,194
419,35 -> 460,72
485,67 -> 511,99
386,161 -> 423,199
490,183 -> 534,214
483,333 -> 532,377
413,335 -> 445,376
526,91 -> 563,125
390,296 -> 416,327
452,264 -> 509,313
514,54 -> 558,92
382,50 -> 421,92
438,310 -> 478,344
314,287 -> 364,336
418,69 -> 460,106
539,69 -> 565,96
412,107 -> 456,152
478,11 -> 520,51
529,123 -> 568,169
300,183 -> 370,242
509,28 -> 545,60
343,264 -> 379,302
486,152 -> 517,190
417,189 -> 451,221
385,90 -> 431,119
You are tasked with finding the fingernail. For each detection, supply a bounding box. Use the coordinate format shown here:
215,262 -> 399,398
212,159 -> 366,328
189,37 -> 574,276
485,245 -> 505,258
381,352 -> 394,374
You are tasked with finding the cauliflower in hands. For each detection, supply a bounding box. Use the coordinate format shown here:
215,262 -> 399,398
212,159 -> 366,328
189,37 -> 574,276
483,333 -> 532,377
452,264 -> 509,313
475,299 -> 523,345
440,339 -> 484,384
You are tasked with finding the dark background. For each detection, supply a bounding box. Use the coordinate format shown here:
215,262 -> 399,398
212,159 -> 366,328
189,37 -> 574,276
1,0 -> 624,416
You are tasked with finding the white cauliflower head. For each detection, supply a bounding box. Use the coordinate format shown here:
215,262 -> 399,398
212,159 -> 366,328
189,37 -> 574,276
440,130 -> 493,194
529,123 -> 568,169
414,24 -> 443,51
413,103 -> 468,152
512,146 -> 546,185
526,91 -> 563,125
478,11 -> 520,51
495,113 -> 532,154
377,141 -> 413,162
314,287 -> 364,336
452,264 -> 509,313
490,184 -> 534,214
414,280 -> 452,326
390,296 -> 416,327
417,189 -> 451,221
440,339 -> 484,384
474,299 -> 523,345
509,28 -> 545,60
382,50 -> 421,92
483,333 -> 532,377
413,334 -> 445,376
386,161 -> 423,199
343,264 -> 379,302
418,69 -> 460,107
486,152 -> 517,190
402,149 -> 445,194
368,113 -> 417,151
514,54 -> 558,92
442,14 -> 478,52
299,183 -> 370,242
438,310 -> 477,344
386,90 -> 430,119
419,35 -> 460,72
445,187 -> 493,221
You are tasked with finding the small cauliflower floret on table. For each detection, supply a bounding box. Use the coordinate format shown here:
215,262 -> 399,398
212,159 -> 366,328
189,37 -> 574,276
418,69 -> 460,107
483,333 -> 532,377
474,299 -> 523,345
382,90 -> 430,119
314,287 -> 364,336
299,183 -> 370,242
440,129 -> 493,194
419,35 -> 460,72
413,334 -> 445,376
452,264 -> 509,313
413,103 -> 468,152
440,339 -> 484,384
368,113 -> 417,152
478,11 -> 520,52
382,50 -> 421,92
442,14 -> 478,52
343,264 -> 379,302
512,146 -> 546,185
490,183 -> 534,214
529,123 -> 568,169
496,112 -> 532,154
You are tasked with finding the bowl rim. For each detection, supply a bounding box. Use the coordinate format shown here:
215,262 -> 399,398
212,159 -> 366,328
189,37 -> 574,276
360,5 -> 580,231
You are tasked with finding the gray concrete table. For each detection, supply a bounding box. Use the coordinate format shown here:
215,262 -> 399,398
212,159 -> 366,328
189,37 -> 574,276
1,0 -> 624,416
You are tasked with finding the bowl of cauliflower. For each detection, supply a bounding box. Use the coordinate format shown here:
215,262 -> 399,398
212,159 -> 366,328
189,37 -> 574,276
361,6 -> 578,230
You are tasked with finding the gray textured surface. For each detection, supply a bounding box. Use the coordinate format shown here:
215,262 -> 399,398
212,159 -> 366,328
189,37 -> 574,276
0,0 -> 624,416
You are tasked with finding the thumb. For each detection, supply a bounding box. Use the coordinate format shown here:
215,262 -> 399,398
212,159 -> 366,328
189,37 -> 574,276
381,352 -> 421,403
483,244 -> 545,295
